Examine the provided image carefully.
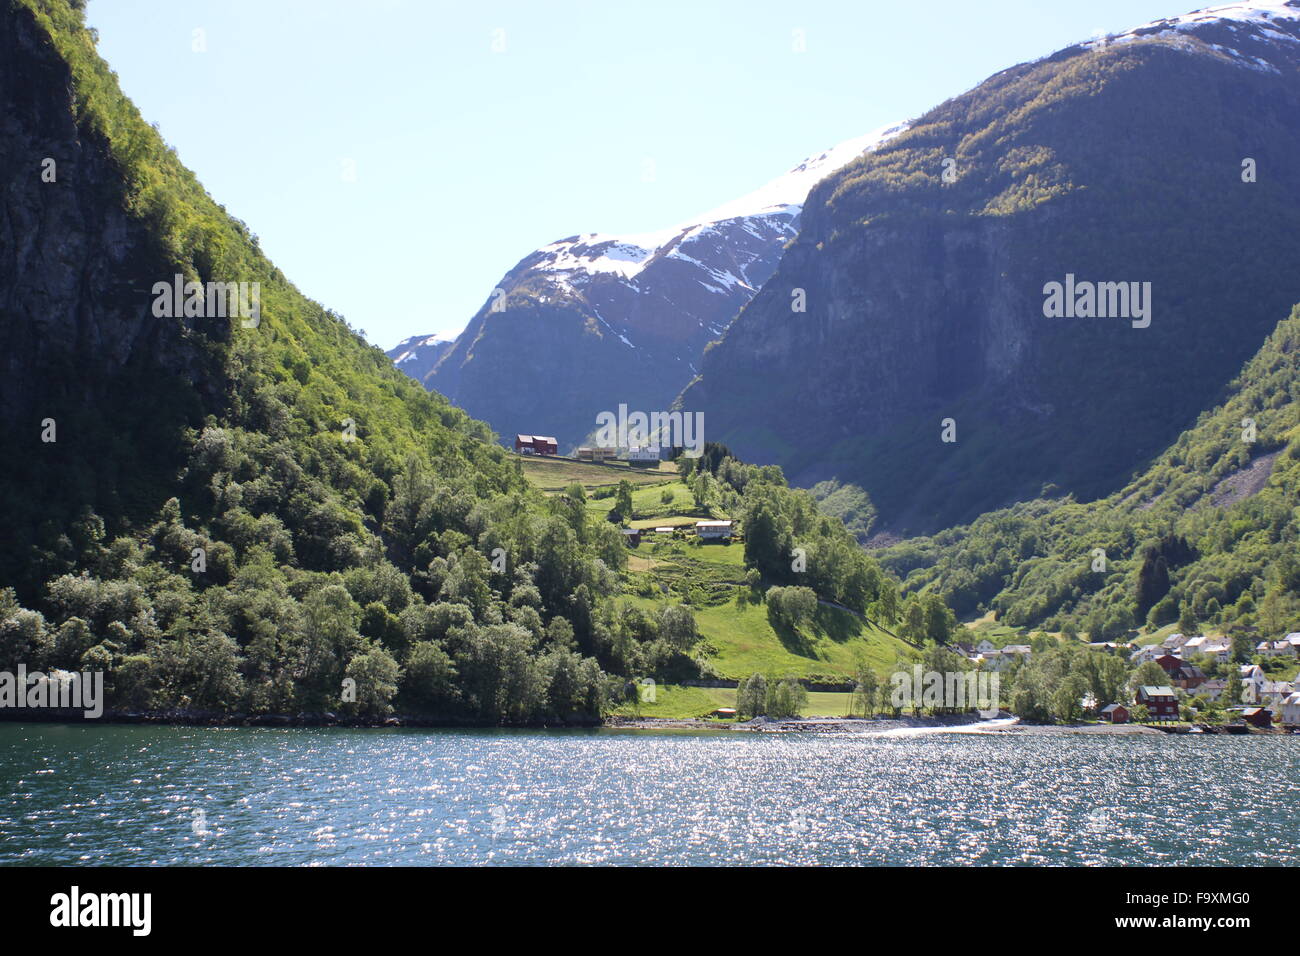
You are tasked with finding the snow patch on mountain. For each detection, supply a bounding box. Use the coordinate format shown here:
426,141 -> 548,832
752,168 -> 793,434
532,121 -> 910,288
1084,0 -> 1300,69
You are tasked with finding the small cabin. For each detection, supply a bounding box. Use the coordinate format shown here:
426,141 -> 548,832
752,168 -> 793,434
1240,706 -> 1273,729
621,528 -> 642,547
695,520 -> 733,540
1099,703 -> 1130,724
515,434 -> 558,456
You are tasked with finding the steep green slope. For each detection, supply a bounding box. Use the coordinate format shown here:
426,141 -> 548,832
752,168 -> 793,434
685,8 -> 1300,534
882,303 -> 1300,640
0,0 -> 625,721
0,0 -> 934,724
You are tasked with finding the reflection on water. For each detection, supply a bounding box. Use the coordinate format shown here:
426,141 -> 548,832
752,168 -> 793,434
1,723 -> 1296,866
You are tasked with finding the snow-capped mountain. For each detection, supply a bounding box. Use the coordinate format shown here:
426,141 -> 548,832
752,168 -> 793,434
384,334 -> 454,385
1075,0 -> 1300,73
394,123 -> 908,451
685,0 -> 1300,534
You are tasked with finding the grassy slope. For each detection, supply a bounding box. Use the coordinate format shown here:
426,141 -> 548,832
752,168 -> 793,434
522,455 -> 914,688
517,454 -> 675,493
608,686 -> 861,719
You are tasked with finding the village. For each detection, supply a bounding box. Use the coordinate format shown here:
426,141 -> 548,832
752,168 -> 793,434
512,431 -> 1299,733
912,629 -> 1300,732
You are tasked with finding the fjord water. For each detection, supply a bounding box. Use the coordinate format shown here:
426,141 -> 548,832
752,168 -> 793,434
2,723 -> 1297,866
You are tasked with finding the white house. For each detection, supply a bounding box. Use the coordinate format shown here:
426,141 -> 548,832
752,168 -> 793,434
1283,692 -> 1300,726
1257,640 -> 1294,658
1200,642 -> 1232,664
1162,633 -> 1191,652
1240,664 -> 1267,704
982,646 -> 1031,672
1130,644 -> 1165,665
1261,681 -> 1295,708
1198,678 -> 1228,703
694,520 -> 733,540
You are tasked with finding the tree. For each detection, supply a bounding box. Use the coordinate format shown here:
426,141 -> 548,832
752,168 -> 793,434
401,641 -> 458,712
766,586 -> 817,630
743,498 -> 790,580
853,661 -> 880,718
1134,546 -> 1170,619
922,593 -> 955,645
766,676 -> 807,718
899,595 -> 926,645
344,645 -> 401,716
1130,661 -> 1168,696
298,585 -> 363,706
1224,671 -> 1243,706
610,480 -> 635,524
658,605 -> 697,652
871,579 -> 900,625
737,673 -> 767,717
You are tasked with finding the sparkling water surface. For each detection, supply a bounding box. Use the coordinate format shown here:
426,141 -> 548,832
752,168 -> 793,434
1,723 -> 1296,866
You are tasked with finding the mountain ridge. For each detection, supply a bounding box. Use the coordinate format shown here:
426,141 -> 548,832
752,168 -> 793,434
683,0 -> 1300,535
402,123 -> 908,450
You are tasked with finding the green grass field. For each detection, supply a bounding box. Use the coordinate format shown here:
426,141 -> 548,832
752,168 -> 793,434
623,535 -> 914,681
692,598 -> 913,679
607,684 -> 863,719
516,454 -> 676,493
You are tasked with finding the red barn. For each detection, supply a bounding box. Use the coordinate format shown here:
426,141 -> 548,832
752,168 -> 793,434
514,434 -> 558,456
1100,703 -> 1130,724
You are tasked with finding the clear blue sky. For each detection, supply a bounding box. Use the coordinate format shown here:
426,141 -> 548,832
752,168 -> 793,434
86,0 -> 1191,348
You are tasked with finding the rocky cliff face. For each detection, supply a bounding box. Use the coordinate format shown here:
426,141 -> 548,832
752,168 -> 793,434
686,1 -> 1300,535
0,2 -> 220,427
410,125 -> 906,451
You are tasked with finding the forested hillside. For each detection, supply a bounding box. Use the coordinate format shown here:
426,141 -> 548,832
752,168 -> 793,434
0,0 -> 928,723
0,0 -> 624,721
882,304 -> 1300,641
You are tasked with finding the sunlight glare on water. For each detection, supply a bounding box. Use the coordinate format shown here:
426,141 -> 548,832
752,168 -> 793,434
1,724 -> 1296,866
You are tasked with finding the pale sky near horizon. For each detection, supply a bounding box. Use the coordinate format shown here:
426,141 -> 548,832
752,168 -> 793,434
85,0 -> 1196,349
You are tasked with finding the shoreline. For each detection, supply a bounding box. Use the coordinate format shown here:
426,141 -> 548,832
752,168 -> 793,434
605,714 -> 1291,735
0,708 -> 603,730
3,709 -> 1291,735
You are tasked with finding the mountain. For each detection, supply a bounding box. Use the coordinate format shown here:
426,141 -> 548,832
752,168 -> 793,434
413,123 -> 907,451
0,0 -> 627,722
880,298 -> 1300,641
683,0 -> 1300,535
385,334 -> 453,384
